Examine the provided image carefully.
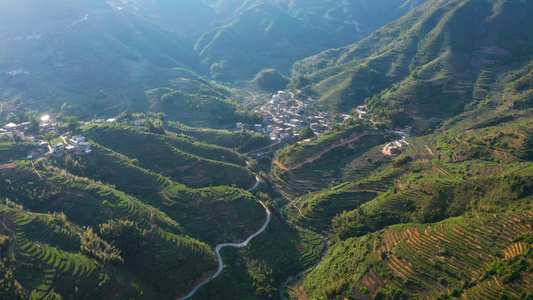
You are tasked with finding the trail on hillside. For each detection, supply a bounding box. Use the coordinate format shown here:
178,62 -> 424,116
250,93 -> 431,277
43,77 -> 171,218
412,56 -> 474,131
277,132 -> 382,170
175,176 -> 269,300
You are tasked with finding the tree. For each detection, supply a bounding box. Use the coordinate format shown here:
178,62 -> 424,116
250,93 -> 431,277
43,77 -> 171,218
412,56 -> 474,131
28,115 -> 39,133
0,266 -> 26,299
79,227 -> 123,264
99,220 -> 144,259
66,116 -> 79,132
44,132 -> 57,145
300,126 -> 315,140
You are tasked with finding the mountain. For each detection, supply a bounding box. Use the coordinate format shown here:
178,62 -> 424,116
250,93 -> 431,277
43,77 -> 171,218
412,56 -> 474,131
195,0 -> 429,79
0,0 -> 430,121
276,0 -> 533,298
0,0 -> 199,116
291,0 -> 533,132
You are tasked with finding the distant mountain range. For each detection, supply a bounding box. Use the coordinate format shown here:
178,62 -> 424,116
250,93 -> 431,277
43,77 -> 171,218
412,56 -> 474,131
0,0 -> 426,117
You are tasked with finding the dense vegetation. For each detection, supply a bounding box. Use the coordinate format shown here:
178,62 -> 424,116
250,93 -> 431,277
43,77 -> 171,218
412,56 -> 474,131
4,0 -> 533,299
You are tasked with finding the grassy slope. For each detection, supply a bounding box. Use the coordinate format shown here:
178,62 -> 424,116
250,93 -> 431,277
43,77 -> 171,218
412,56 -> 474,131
82,124 -> 254,189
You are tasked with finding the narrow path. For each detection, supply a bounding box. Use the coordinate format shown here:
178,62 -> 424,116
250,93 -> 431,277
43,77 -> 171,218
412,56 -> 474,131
31,161 -> 43,179
176,176 -> 269,300
277,198 -> 330,300
277,132 -> 383,170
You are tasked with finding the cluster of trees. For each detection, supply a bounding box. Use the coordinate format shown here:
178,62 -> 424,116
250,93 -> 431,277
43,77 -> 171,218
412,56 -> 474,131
79,227 -> 123,265
99,220 -> 145,260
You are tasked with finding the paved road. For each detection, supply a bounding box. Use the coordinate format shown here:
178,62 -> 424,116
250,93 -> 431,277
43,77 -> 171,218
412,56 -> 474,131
177,176 -> 269,300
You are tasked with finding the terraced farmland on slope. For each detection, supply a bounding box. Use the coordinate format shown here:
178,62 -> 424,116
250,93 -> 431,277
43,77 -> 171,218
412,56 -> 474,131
163,184 -> 266,245
44,143 -> 171,205
285,179 -> 390,233
0,206 -> 105,299
303,211 -> 533,299
83,124 -> 253,188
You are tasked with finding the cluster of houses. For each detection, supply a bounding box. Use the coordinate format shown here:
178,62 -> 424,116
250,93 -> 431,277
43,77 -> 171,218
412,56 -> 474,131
27,135 -> 91,160
0,118 -> 58,137
0,122 -> 30,139
247,91 -> 336,141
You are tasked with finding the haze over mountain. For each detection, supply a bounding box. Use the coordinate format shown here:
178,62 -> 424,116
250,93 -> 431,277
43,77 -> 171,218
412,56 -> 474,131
0,0 -> 426,118
2,0 -> 533,299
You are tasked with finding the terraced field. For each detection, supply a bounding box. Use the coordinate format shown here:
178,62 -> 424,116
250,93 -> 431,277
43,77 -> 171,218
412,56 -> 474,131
303,211 -> 533,299
0,206 -> 105,299
83,124 -> 253,188
130,227 -> 218,298
286,180 -> 390,233
164,184 -> 266,245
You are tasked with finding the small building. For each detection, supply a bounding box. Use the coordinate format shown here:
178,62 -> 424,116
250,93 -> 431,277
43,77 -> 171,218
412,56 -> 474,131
53,143 -> 64,153
65,145 -> 76,153
236,122 -> 243,129
78,142 -> 91,154
133,120 -> 144,126
106,118 -> 116,123
70,135 -> 85,145
3,123 -> 17,132
280,133 -> 291,140
394,139 -> 410,148
254,124 -> 263,131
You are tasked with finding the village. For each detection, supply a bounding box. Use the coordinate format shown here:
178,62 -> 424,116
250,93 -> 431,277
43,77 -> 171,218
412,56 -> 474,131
1,90 -> 411,163
0,115 -> 93,161
246,91 -> 343,141
245,90 -> 411,156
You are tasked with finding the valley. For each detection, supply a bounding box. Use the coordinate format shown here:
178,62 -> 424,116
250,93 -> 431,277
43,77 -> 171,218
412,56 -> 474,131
2,0 -> 533,299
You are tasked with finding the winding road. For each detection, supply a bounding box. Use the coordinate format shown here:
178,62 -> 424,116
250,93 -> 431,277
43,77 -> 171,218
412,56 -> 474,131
177,175 -> 270,300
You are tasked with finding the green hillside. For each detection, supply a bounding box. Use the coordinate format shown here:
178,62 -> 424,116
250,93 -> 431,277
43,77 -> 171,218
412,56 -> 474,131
273,123 -> 387,194
82,124 -> 254,189
301,211 -> 533,299
0,163 -> 219,299
292,0 -> 533,132
276,1 -> 533,298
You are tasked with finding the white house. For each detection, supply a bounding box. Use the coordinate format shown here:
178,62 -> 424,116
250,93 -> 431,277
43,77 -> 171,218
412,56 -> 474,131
70,135 -> 85,145
3,123 -> 17,132
53,143 -> 64,153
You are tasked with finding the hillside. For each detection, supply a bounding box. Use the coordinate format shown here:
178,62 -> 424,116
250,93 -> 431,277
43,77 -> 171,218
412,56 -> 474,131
291,0 -> 533,132
0,0 -> 430,121
0,0 -> 198,115
273,123 -> 387,194
0,162 -> 220,299
195,0 -> 428,79
301,211 -> 533,299
4,0 -> 533,299
82,124 -> 254,189
278,1 -> 533,298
